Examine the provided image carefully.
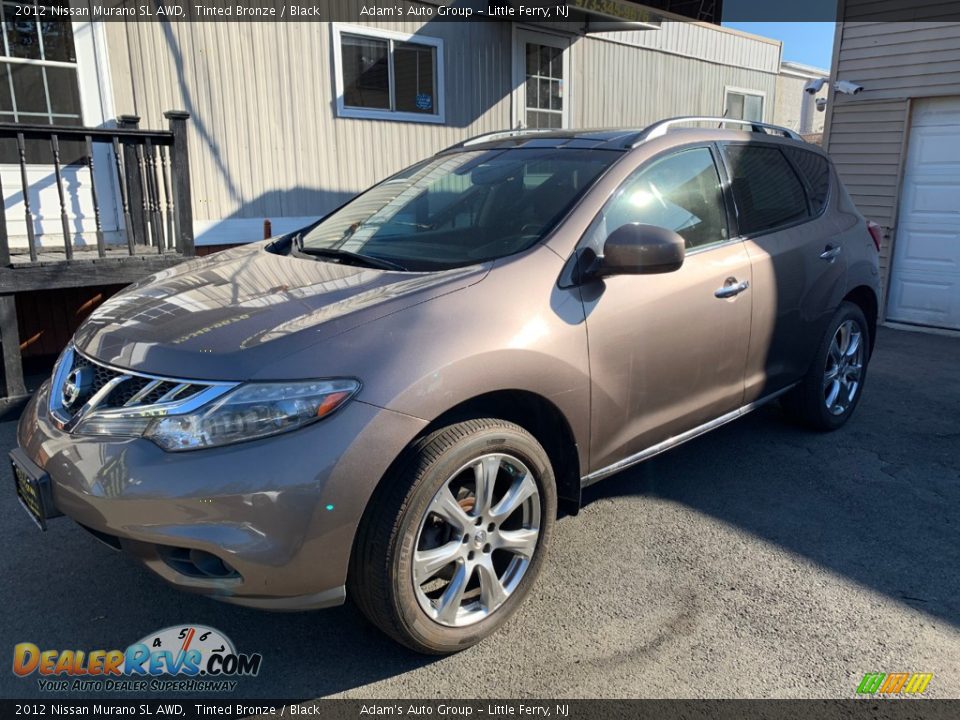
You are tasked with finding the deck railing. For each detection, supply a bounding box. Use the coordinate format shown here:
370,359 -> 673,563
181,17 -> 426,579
0,112 -> 195,401
0,111 -> 194,267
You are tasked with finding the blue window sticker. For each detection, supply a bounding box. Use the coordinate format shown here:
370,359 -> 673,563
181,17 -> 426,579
415,93 -> 433,111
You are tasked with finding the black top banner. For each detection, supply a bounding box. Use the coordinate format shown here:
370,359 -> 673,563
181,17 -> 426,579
25,0 -> 960,24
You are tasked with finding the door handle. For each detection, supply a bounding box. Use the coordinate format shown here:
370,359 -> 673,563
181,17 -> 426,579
714,279 -> 750,299
819,245 -> 842,261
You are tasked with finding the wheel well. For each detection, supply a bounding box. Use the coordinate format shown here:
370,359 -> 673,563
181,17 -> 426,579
843,285 -> 878,352
424,390 -> 582,515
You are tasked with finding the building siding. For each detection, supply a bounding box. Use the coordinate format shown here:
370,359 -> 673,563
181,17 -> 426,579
104,10 -> 513,239
824,12 -> 960,311
591,22 -> 781,73
573,32 -> 778,128
775,69 -> 829,135
103,11 -> 781,244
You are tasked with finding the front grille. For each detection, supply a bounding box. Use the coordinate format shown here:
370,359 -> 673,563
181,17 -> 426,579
49,345 -> 232,431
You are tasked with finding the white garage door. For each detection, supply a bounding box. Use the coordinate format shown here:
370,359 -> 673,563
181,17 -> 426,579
887,97 -> 960,329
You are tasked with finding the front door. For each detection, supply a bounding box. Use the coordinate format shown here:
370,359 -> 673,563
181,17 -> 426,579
581,146 -> 752,473
512,30 -> 570,130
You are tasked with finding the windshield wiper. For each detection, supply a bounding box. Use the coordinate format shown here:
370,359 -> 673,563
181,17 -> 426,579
291,237 -> 408,272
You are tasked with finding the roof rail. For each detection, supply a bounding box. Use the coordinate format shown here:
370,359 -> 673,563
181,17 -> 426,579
441,128 -> 554,153
632,117 -> 803,146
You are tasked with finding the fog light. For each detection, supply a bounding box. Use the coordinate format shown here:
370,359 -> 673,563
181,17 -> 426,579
157,545 -> 240,580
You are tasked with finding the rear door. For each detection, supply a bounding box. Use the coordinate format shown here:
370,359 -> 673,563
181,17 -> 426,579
721,142 -> 847,402
582,146 -> 753,473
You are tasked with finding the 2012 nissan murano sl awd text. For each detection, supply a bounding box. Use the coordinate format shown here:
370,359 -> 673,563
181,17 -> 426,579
12,118 -> 881,654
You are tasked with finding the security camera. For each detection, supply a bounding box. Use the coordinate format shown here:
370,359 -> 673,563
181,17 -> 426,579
804,78 -> 827,95
834,80 -> 864,95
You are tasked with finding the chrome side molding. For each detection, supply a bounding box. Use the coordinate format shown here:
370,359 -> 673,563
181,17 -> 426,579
581,385 -> 798,486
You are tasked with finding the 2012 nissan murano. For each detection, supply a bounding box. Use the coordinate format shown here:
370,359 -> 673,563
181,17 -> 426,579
12,119 -> 881,654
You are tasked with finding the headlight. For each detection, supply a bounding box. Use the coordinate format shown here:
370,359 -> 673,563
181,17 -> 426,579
145,380 -> 360,451
76,379 -> 360,451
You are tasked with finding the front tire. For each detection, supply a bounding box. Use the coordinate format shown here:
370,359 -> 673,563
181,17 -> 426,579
349,418 -> 556,654
782,301 -> 871,431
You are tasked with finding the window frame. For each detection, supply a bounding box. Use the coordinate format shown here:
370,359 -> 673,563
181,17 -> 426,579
578,143 -> 739,259
723,86 -> 766,124
331,24 -> 445,125
718,140 -> 816,240
0,3 -> 83,126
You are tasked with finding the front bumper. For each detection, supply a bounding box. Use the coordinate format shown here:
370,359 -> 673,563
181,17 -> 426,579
15,381 -> 427,610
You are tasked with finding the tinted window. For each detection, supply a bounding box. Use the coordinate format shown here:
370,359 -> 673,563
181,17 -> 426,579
724,145 -> 808,235
339,32 -> 440,117
783,147 -> 831,214
341,35 -> 390,110
300,148 -> 617,271
586,147 -> 729,251
394,42 -> 437,115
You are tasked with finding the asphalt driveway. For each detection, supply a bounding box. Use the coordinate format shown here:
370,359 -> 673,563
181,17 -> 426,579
2,326 -> 958,699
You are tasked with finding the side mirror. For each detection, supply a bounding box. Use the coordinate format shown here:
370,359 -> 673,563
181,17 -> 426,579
594,223 -> 685,277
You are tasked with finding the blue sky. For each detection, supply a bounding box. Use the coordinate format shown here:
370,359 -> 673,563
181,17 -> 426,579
723,23 -> 836,70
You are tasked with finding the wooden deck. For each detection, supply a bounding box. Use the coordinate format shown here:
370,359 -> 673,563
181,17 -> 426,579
1,112 -> 195,399
9,244 -> 181,266
1,249 -> 189,293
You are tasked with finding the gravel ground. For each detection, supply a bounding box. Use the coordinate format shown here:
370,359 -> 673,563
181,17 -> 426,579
1,325 -> 958,699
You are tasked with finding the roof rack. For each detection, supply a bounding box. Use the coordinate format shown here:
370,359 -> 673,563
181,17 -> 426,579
632,117 -> 803,146
454,128 -> 555,149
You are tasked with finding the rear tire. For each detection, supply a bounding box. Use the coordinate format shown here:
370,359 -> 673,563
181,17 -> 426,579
781,301 -> 871,431
348,418 -> 556,654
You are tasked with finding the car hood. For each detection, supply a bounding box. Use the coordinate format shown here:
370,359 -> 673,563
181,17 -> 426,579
73,242 -> 489,381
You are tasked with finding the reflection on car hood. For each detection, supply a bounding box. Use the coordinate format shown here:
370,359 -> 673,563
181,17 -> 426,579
73,242 -> 488,381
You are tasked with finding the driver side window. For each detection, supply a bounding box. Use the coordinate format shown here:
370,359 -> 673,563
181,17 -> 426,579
586,147 -> 729,253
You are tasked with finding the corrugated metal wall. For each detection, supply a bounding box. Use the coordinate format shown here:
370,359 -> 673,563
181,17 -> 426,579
591,22 -> 781,72
824,14 -> 960,308
573,32 -> 778,128
104,13 -> 780,242
104,10 -> 512,229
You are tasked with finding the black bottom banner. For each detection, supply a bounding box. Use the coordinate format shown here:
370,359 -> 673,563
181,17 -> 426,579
2,700 -> 960,720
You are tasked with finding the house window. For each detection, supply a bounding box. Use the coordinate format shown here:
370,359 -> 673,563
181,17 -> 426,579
333,25 -> 444,124
0,5 -> 84,163
725,89 -> 764,123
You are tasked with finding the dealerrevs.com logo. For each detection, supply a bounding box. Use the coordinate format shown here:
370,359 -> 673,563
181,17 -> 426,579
13,625 -> 262,693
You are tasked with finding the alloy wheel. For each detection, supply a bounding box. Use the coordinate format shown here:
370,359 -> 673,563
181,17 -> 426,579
412,453 -> 541,627
823,319 -> 864,416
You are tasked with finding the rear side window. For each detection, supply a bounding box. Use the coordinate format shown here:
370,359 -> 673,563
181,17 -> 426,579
724,145 -> 809,235
783,147 -> 831,214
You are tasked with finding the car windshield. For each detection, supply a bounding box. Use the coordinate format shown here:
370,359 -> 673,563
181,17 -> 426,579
296,148 -> 619,271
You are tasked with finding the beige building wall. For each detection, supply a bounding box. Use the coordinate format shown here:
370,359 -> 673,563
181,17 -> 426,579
824,14 -> 960,308
103,12 -> 513,243
775,68 -> 828,136
575,29 -> 778,128
102,10 -> 781,244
